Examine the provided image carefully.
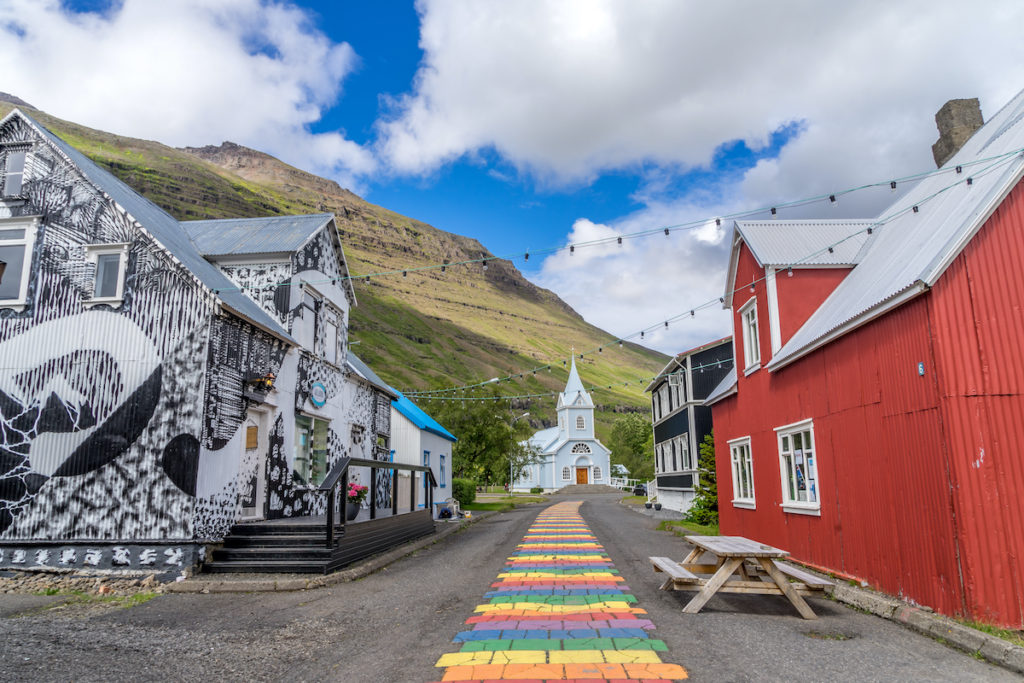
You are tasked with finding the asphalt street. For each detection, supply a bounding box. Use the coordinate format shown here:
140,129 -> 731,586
0,492 -> 1014,682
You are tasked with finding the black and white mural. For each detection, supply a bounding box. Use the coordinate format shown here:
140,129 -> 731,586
0,110 -> 390,574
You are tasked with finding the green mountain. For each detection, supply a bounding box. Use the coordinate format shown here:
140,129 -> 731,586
0,98 -> 667,442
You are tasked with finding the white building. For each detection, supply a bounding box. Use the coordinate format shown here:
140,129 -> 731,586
388,389 -> 456,517
514,358 -> 611,491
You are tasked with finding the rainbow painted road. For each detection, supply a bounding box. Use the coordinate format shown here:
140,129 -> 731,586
430,501 -> 687,682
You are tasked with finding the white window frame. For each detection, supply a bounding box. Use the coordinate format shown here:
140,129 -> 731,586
322,304 -> 341,365
0,216 -> 38,311
561,466 -> 571,481
2,146 -> 28,198
728,436 -> 756,509
775,419 -> 821,515
677,435 -> 693,471
593,465 -> 602,481
739,296 -> 760,375
84,243 -> 129,308
575,415 -> 585,430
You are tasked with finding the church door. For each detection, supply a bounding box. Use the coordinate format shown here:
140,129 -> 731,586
575,467 -> 588,485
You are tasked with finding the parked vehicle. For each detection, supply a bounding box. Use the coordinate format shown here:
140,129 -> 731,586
632,483 -> 647,496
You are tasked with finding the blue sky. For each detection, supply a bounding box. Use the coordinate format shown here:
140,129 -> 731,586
7,1 -> 1024,352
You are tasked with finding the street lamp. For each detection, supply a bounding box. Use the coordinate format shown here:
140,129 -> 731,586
510,412 -> 529,495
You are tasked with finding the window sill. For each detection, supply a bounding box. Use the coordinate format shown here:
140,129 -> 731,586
0,301 -> 27,312
83,297 -> 124,309
743,363 -> 761,377
782,504 -> 821,516
732,500 -> 756,510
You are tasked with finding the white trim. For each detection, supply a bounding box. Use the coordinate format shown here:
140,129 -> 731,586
83,242 -> 130,308
782,504 -> 822,516
743,362 -> 761,377
728,436 -> 755,506
732,500 -> 757,510
766,283 -> 928,372
765,266 -> 782,354
0,215 -> 39,311
773,417 -> 815,433
738,295 -> 760,372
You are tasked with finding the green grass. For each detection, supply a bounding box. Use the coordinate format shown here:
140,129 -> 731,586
657,519 -> 720,537
31,589 -> 159,610
956,619 -> 1024,648
464,496 -> 547,511
620,495 -> 647,504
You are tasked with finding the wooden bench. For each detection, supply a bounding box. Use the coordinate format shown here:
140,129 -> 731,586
773,561 -> 834,590
650,556 -> 701,590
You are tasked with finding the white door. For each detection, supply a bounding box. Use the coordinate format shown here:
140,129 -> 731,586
239,410 -> 267,520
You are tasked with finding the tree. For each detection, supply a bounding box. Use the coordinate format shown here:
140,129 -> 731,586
425,394 -> 540,486
687,431 -> 718,525
609,413 -> 654,481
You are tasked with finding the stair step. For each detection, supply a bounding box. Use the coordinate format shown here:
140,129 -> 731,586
213,547 -> 335,562
203,560 -> 328,574
223,534 -> 339,547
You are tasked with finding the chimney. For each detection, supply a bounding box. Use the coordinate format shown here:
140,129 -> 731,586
932,98 -> 984,168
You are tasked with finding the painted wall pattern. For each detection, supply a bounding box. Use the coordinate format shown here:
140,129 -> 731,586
0,114 -> 212,544
0,111 -> 394,573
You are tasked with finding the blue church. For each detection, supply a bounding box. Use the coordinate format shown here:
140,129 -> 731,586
513,358 -> 611,491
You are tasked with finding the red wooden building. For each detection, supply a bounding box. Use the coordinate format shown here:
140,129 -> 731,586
707,92 -> 1024,627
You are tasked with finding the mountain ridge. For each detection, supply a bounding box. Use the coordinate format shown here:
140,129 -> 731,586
0,96 -> 667,439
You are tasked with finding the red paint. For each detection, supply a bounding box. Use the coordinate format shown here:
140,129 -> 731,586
774,267 -> 850,343
713,183 -> 1024,627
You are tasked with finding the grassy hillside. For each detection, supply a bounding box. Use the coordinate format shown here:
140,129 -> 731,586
0,100 -> 667,442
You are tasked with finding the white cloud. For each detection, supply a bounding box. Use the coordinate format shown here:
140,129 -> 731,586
378,0 -> 1024,352
381,0 -> 1024,187
0,0 -> 375,189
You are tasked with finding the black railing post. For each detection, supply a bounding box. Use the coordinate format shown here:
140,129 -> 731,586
392,467 -> 399,516
370,463 -> 377,520
340,469 -> 348,535
410,471 -> 416,512
326,483 -> 336,549
428,475 -> 433,514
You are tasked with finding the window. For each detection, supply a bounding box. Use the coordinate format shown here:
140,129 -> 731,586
562,466 -> 571,480
729,437 -> 755,508
294,289 -> 318,349
323,306 -> 340,364
2,147 -> 27,197
0,220 -> 36,309
575,415 -> 585,430
294,416 -> 329,486
776,419 -> 820,514
739,297 -> 760,372
571,443 -> 591,454
593,466 -> 602,481
84,244 -> 129,306
677,436 -> 692,470
559,414 -> 565,430
440,454 -> 446,487
670,439 -> 677,471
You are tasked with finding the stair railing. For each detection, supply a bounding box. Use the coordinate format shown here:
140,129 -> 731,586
317,457 -> 439,550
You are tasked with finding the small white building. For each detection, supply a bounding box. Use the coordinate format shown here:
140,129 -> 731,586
389,389 -> 456,517
514,358 -> 611,492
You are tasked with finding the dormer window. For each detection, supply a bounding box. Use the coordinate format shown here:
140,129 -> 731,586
575,415 -> 585,430
739,297 -> 760,374
84,243 -> 129,307
2,147 -> 27,198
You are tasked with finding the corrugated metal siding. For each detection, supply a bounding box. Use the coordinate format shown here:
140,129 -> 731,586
737,220 -> 871,266
182,214 -> 333,256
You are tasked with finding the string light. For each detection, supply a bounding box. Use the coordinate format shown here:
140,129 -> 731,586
829,194 -> 836,204
770,207 -> 777,216
967,177 -> 973,186
890,181 -> 897,191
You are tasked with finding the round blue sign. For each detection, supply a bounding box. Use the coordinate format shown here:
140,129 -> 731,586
309,381 -> 328,407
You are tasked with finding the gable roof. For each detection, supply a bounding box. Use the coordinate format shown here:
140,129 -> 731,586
392,391 -> 457,442
182,214 -> 334,256
7,108 -> 294,343
767,88 -> 1024,370
346,353 -> 399,400
182,213 -> 358,306
645,336 -> 731,393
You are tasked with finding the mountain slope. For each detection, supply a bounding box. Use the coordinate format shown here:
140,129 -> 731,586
0,100 -> 667,440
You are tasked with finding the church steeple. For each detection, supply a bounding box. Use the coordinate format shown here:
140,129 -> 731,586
557,355 -> 595,440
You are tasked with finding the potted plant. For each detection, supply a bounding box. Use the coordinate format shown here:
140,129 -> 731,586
346,482 -> 368,521
654,502 -> 662,511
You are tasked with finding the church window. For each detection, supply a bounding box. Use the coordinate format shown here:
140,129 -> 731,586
571,443 -> 592,454
561,466 -> 571,480
576,415 -> 585,430
593,466 -> 602,481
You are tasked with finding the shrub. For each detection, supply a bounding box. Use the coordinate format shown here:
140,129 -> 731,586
530,487 -> 543,494
452,478 -> 476,506
686,432 -> 719,526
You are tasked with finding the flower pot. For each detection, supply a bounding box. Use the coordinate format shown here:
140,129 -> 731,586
644,502 -> 653,509
346,502 -> 360,521
654,503 -> 662,511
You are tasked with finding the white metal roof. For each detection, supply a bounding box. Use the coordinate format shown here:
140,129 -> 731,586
743,88 -> 1024,371
703,367 -> 737,406
737,220 -> 873,267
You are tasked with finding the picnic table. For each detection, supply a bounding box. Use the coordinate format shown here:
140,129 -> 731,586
650,535 -> 833,620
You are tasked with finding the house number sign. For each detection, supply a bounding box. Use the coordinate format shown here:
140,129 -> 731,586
310,382 -> 328,407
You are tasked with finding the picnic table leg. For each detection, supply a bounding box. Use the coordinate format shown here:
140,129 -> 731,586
756,558 -> 818,620
682,557 -> 743,614
681,547 -> 702,565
